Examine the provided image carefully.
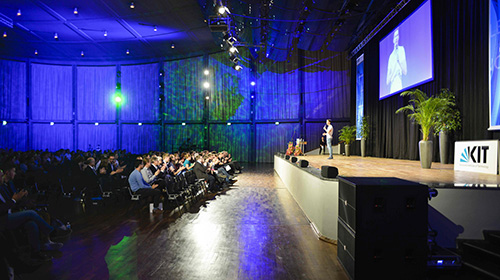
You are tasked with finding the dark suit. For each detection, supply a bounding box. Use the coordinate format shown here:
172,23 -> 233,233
0,193 -> 15,232
83,166 -> 100,197
192,162 -> 216,190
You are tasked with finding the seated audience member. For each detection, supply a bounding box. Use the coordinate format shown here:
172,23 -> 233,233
83,157 -> 104,198
0,166 -> 63,262
141,158 -> 167,190
128,160 -> 163,214
192,156 -> 218,192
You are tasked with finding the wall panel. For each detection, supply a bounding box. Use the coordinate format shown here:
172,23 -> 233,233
209,124 -> 251,162
77,66 -> 116,121
32,123 -> 73,151
121,63 -> 160,121
0,60 -> 26,120
121,124 -> 160,154
256,123 -> 300,162
164,124 -> 204,153
77,124 -> 117,151
0,123 -> 27,151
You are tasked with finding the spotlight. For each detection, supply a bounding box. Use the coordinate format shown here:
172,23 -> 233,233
204,69 -> 209,75
229,54 -> 239,63
227,122 -> 232,126
250,81 -> 255,86
171,43 -> 175,49
218,6 -> 226,14
205,96 -> 210,100
232,64 -> 242,71
54,33 -> 58,39
17,9 -> 21,16
3,32 -> 6,38
154,25 -> 157,32
2,121 -> 7,126
74,7 -> 78,15
130,2 -> 135,9
126,49 -> 130,55
203,81 -> 210,89
227,36 -> 237,44
229,46 -> 238,53
81,51 -> 84,56
104,31 -> 108,37
50,122 -> 55,126
138,123 -> 142,126
275,122 -> 280,125
95,122 -> 99,126
182,122 -> 186,126
34,50 -> 38,55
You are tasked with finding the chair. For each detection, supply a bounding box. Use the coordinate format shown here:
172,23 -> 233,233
127,185 -> 141,201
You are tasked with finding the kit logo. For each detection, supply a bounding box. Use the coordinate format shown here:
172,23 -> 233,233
460,146 -> 489,163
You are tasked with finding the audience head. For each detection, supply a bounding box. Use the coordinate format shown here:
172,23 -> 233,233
2,163 -> 16,181
134,159 -> 144,170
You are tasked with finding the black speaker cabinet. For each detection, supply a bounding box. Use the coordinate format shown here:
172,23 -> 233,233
298,159 -> 308,167
285,155 -> 290,160
321,166 -> 338,178
291,156 -> 298,163
337,177 -> 428,280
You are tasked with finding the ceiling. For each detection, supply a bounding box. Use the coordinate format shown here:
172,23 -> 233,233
0,0 -> 400,62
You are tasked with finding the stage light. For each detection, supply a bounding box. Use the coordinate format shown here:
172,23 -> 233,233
218,6 -> 226,14
250,81 -> 256,86
104,31 -> 108,37
50,122 -> 54,126
275,122 -> 280,125
251,95 -> 254,99
2,121 -> 7,126
232,64 -> 242,71
74,7 -> 78,15
154,25 -> 157,32
227,36 -> 237,44
113,92 -> 124,106
34,50 -> 38,55
203,81 -> 210,89
227,122 -> 232,126
17,9 -> 21,16
205,96 -> 210,100
171,43 -> 175,49
130,2 -> 135,9
54,33 -> 58,39
3,32 -> 6,38
229,46 -> 237,53
229,54 -> 239,63
95,122 -> 99,126
204,69 -> 209,75
182,122 -> 186,126
81,51 -> 84,56
138,123 -> 142,126
126,49 -> 130,55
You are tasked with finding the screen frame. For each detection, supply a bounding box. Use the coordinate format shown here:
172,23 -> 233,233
489,0 -> 500,130
378,0 -> 434,100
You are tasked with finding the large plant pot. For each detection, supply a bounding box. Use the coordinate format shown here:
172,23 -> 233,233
419,140 -> 433,169
345,144 -> 350,157
361,138 -> 366,157
439,131 -> 449,164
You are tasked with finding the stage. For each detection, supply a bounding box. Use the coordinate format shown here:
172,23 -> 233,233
297,154 -> 500,186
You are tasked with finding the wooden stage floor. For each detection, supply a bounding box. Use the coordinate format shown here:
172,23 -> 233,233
298,154 -> 500,186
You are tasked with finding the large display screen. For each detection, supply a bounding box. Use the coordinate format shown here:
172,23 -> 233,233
490,0 -> 500,130
379,0 -> 433,100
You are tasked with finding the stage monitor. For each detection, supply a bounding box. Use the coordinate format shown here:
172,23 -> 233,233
379,0 -> 433,100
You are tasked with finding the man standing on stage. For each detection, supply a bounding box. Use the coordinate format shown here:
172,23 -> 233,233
386,28 -> 407,94
323,119 -> 333,159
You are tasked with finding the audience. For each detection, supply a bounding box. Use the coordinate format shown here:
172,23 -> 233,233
128,159 -> 163,214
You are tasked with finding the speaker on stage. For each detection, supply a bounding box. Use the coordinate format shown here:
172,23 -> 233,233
321,166 -> 338,178
285,155 -> 290,160
298,159 -> 308,167
291,156 -> 298,163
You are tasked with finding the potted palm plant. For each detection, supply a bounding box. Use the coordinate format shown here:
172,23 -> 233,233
339,125 -> 357,157
435,89 -> 461,164
396,89 -> 450,169
360,116 -> 370,157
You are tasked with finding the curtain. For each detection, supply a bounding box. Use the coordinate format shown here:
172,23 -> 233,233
77,66 -> 116,121
164,56 -> 205,121
0,123 -> 27,151
77,124 -> 117,151
31,64 -> 72,121
303,50 -> 350,119
256,123 -> 300,162
121,63 -> 160,121
0,60 -> 26,120
254,60 -> 300,120
208,53 -> 252,121
164,124 -> 204,153
121,124 -> 160,154
31,124 -> 73,151
209,124 -> 251,162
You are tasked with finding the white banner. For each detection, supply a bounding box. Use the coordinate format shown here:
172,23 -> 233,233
454,140 -> 499,174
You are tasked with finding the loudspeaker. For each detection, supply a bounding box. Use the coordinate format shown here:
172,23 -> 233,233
298,159 -> 308,167
291,156 -> 298,163
321,166 -> 338,178
285,155 -> 290,160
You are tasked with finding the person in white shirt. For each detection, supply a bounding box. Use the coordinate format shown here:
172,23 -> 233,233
323,119 -> 334,159
386,28 -> 407,94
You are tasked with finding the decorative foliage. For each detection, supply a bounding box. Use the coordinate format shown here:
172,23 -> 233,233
435,88 -> 461,133
339,125 -> 357,145
395,89 -> 451,141
360,116 -> 370,139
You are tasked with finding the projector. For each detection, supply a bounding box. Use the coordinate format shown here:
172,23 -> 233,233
208,16 -> 229,32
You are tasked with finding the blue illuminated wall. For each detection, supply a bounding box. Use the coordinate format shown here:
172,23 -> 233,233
0,49 -> 351,162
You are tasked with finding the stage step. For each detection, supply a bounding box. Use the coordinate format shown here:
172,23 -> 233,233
458,231 -> 500,280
